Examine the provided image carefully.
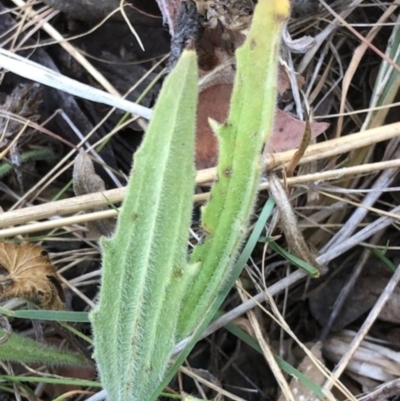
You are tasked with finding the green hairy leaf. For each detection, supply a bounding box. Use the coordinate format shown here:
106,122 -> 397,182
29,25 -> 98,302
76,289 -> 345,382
178,0 -> 290,339
0,329 -> 87,366
91,0 -> 289,399
90,50 -> 198,401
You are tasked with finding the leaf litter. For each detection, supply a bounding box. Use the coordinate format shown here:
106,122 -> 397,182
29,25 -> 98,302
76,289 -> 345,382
0,0 -> 400,400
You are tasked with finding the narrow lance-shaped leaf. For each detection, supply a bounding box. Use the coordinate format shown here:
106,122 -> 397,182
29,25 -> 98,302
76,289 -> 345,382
178,0 -> 290,338
90,50 -> 198,401
0,329 -> 88,366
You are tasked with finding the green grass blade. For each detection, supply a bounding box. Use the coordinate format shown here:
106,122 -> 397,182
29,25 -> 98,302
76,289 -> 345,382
0,329 -> 88,366
363,13 -> 400,128
266,240 -> 320,277
0,307 -> 89,322
0,375 -> 101,387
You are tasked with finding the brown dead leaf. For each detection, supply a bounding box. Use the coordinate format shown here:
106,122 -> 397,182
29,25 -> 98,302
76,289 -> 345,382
278,343 -> 325,401
73,150 -> 116,238
277,66 -> 305,98
270,109 -> 329,153
196,83 -> 230,169
195,82 -> 329,168
73,150 -> 107,197
0,242 -> 65,310
286,110 -> 312,177
309,262 -> 400,330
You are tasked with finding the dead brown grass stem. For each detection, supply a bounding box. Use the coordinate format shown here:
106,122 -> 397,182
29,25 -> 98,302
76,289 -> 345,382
1,157 -> 399,237
298,0 -> 364,74
265,121 -> 400,170
334,2 -> 399,137
179,366 -> 246,401
237,282 -> 296,401
318,190 -> 400,221
247,284 -> 349,401
11,0 -> 119,95
320,0 -> 400,74
173,270 -> 307,355
7,55 -> 162,210
9,0 -> 148,128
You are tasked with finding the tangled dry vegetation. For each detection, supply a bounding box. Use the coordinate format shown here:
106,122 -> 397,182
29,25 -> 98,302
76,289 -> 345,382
0,0 -> 400,400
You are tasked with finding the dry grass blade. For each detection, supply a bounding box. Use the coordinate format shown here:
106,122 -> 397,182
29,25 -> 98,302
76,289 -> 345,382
236,283 -> 351,401
322,265 -> 400,394
357,378 -> 400,401
277,343 -> 325,401
237,281 -> 295,401
0,48 -> 153,119
335,3 -> 399,137
319,0 -> 400,74
2,158 -> 400,238
1,121 -> 400,237
180,366 -> 247,401
10,0 -> 118,96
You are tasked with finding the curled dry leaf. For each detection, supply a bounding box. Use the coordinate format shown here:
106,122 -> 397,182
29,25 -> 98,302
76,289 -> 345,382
73,150 -> 116,238
267,173 -> 323,275
0,242 -> 65,310
282,28 -> 315,54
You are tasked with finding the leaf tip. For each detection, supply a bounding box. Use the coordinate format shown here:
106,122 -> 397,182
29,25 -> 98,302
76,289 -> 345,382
208,118 -> 221,135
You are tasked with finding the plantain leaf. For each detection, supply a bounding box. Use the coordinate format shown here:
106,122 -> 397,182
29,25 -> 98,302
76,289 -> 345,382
178,0 -> 290,339
90,49 -> 198,401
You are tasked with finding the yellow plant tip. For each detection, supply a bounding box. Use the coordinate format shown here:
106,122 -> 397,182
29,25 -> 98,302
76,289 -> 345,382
258,0 -> 290,20
275,0 -> 291,19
